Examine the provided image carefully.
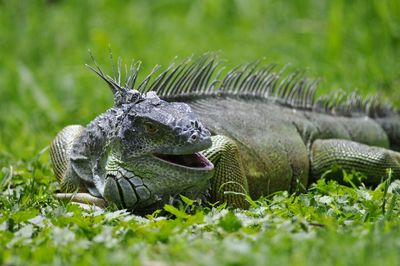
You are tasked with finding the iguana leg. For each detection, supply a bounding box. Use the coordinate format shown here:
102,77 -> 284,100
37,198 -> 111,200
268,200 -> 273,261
50,125 -> 84,184
51,125 -> 108,208
311,139 -> 400,185
201,135 -> 250,208
56,193 -> 107,208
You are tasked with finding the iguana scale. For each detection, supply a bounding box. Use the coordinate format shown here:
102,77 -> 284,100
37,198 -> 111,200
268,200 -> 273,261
50,55 -> 400,213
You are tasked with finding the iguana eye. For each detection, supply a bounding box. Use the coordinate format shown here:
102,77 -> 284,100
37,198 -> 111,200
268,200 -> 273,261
144,122 -> 158,134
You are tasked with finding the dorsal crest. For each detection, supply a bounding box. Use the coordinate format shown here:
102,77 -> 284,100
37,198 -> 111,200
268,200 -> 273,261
87,52 -> 396,118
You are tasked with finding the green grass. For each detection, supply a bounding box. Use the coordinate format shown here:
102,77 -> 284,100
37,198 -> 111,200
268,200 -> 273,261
1,0 -> 400,265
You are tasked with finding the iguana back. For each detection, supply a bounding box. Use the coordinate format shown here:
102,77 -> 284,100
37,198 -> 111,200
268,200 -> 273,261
186,98 -> 396,198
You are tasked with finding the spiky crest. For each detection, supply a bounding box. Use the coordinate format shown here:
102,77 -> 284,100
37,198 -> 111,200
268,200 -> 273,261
87,52 -> 396,118
314,90 -> 395,118
86,50 -> 160,106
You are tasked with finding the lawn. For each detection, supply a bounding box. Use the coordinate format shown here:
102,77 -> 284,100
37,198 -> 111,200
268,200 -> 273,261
1,0 -> 400,265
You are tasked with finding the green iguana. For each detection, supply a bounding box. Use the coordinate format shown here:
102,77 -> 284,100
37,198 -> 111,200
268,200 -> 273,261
50,55 -> 400,213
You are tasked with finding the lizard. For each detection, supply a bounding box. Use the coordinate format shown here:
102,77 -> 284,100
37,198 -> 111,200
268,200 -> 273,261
50,55 -> 400,213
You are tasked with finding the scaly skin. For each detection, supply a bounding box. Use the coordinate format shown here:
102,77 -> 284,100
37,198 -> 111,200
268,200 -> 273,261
190,98 -> 400,200
50,55 -> 400,212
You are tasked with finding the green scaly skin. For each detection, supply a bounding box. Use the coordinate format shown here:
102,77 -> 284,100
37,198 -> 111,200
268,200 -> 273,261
50,55 -> 400,213
190,99 -> 400,201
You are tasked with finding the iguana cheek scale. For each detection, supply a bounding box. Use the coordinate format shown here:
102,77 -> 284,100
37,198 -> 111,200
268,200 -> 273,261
50,55 -> 400,213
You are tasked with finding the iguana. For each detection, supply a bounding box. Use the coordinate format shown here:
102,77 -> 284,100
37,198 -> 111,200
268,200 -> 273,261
50,55 -> 400,213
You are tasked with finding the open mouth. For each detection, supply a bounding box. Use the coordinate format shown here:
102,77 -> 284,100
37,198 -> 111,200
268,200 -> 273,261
154,152 -> 213,170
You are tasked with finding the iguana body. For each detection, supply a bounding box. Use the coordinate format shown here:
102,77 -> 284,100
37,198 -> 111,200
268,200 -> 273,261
50,55 -> 400,213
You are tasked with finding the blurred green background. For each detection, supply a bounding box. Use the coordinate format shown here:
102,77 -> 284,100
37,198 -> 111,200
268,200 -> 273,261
1,0 -> 399,163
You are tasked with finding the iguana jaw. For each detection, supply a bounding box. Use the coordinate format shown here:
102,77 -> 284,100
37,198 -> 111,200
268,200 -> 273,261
153,152 -> 213,171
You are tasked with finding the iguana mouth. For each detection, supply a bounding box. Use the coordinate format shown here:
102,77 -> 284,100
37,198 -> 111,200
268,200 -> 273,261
154,152 -> 213,170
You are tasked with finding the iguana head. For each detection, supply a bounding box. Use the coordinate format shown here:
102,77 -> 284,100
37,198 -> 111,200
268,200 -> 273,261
109,92 -> 213,212
118,91 -> 212,157
88,56 -> 214,212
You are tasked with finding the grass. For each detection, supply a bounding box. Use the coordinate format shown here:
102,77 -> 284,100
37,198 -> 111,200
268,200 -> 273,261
1,0 -> 400,265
